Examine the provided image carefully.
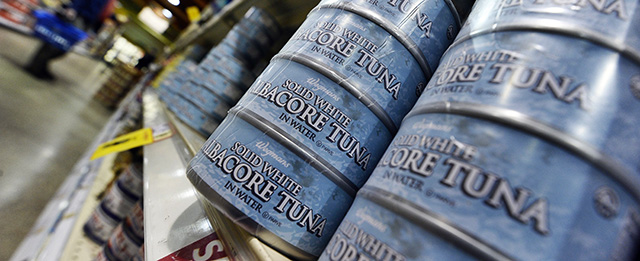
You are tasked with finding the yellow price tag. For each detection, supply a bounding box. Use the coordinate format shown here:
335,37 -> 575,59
91,128 -> 154,160
186,6 -> 201,22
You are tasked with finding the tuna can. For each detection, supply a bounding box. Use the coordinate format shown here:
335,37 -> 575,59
105,223 -> 144,261
320,195 -> 477,261
241,7 -> 281,42
117,163 -> 143,198
314,0 -> 467,79
102,180 -> 140,220
83,202 -> 121,245
458,0 -> 640,62
218,28 -> 263,65
237,58 -> 393,188
130,245 -> 144,261
342,112 -> 640,260
95,246 -> 118,261
200,53 -> 256,90
187,115 -> 354,259
124,200 -> 144,240
417,30 -> 640,177
165,94 -> 221,137
234,19 -> 274,52
278,7 -> 427,129
196,67 -> 245,105
180,78 -> 232,116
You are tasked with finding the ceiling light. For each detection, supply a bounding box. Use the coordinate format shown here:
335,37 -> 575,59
162,9 -> 173,19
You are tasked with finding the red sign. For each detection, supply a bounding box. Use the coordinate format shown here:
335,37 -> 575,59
158,232 -> 228,261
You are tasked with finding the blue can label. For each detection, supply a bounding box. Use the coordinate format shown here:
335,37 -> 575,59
180,78 -> 230,118
219,30 -> 263,64
243,7 -> 280,40
239,59 -> 392,187
460,0 -> 640,57
318,0 -> 460,71
320,196 -> 476,261
188,117 -> 354,256
280,8 -> 426,127
200,53 -> 256,89
164,94 -> 220,136
197,68 -> 245,105
236,19 -> 273,50
362,113 -> 640,260
419,30 -> 640,175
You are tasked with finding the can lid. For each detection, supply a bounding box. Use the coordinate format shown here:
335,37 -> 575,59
405,101 -> 640,203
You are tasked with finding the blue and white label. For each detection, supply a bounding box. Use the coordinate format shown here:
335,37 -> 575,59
280,8 -> 426,127
317,0 -> 460,72
460,0 -> 640,57
361,113 -> 640,260
239,59 -> 392,187
419,30 -> 640,176
188,117 -> 354,257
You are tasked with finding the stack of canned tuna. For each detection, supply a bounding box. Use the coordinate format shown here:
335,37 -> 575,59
186,0 -> 471,259
324,0 -> 640,260
95,200 -> 144,261
83,162 -> 143,255
159,7 -> 280,137
158,59 -> 221,136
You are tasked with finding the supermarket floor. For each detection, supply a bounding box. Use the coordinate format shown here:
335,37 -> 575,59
0,27 -> 112,260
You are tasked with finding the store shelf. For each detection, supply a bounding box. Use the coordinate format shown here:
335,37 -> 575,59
58,153 -> 117,261
171,0 -> 319,54
143,89 -> 228,260
144,88 -> 290,260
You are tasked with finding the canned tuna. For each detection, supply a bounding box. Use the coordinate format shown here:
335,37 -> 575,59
417,30 -> 640,177
187,116 -> 354,259
238,58 -> 393,188
315,0 -> 466,77
242,7 -> 281,42
117,164 -> 143,198
355,112 -> 640,260
180,78 -> 231,116
164,93 -> 221,137
196,67 -> 245,105
200,53 -> 256,90
83,202 -> 121,244
278,7 -> 426,128
102,180 -> 139,219
234,19 -> 274,51
320,195 -> 478,261
458,0 -> 640,62
217,29 -> 263,65
106,223 -> 143,261
124,200 -> 144,240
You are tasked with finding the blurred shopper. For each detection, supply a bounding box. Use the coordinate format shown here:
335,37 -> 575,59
24,0 -> 114,80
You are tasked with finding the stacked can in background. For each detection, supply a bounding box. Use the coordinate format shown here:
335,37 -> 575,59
158,7 -> 280,137
187,1 -> 469,259
322,0 -> 640,260
96,200 -> 144,261
84,161 -> 143,245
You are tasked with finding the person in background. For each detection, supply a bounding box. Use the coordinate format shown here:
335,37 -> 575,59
134,49 -> 157,72
24,0 -> 114,80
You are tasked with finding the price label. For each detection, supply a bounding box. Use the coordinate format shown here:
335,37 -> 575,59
91,124 -> 174,160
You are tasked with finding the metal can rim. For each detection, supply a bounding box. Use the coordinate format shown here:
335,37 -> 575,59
404,101 -> 640,204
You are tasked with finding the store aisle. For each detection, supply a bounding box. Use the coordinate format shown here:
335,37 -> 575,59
0,27 -> 112,260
